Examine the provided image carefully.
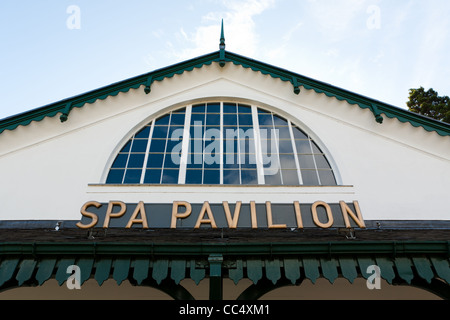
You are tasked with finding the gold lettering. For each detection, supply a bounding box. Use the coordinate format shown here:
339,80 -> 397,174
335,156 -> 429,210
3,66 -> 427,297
266,201 -> 287,229
194,201 -> 217,228
171,201 -> 192,228
311,201 -> 334,228
293,201 -> 304,229
103,201 -> 127,228
222,201 -> 242,229
249,201 -> 258,229
76,201 -> 101,229
125,201 -> 148,229
340,201 -> 366,229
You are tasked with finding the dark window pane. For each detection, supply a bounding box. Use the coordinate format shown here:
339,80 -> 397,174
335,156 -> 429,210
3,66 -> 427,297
146,153 -> 164,168
203,169 -> 220,184
273,115 -> 288,126
155,115 -> 170,125
207,103 -> 220,113
238,105 -> 252,113
163,153 -> 180,168
131,139 -> 148,152
135,126 -> 151,139
111,154 -> 128,168
258,114 -> 273,126
301,170 -> 319,185
311,141 -> 323,154
257,108 -> 271,115
276,126 -> 291,140
223,169 -> 240,184
190,112 -> 205,125
206,113 -> 220,125
106,169 -> 124,184
223,103 -> 236,113
149,139 -> 167,153
223,114 -> 237,126
127,154 -> 145,168
124,169 -> 142,184
161,169 -> 179,184
192,104 -> 206,113
186,169 -> 203,184
238,113 -> 253,126
152,125 -> 169,139
241,169 -> 258,184
170,113 -> 185,126
144,169 -> 161,184
281,170 -> 299,185
120,141 -> 132,153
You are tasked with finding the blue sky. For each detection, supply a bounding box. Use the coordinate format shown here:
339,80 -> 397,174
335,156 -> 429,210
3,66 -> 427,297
0,0 -> 449,120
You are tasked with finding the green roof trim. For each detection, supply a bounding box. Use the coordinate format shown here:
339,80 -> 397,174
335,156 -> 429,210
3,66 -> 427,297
1,50 -> 450,136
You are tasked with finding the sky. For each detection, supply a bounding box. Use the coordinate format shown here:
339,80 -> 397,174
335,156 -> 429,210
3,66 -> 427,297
0,0 -> 449,120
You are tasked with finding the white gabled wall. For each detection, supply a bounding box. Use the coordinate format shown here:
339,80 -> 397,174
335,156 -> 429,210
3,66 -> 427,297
0,62 -> 449,222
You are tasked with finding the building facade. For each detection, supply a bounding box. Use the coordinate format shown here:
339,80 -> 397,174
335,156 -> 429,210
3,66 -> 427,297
0,30 -> 449,300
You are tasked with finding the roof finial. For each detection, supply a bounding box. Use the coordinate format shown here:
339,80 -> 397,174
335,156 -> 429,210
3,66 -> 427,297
220,19 -> 225,50
219,19 -> 226,67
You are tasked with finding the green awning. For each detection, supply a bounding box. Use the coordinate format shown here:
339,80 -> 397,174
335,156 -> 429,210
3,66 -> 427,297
0,241 -> 449,299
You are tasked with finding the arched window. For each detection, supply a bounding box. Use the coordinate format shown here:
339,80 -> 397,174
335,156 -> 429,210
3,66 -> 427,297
106,102 -> 337,186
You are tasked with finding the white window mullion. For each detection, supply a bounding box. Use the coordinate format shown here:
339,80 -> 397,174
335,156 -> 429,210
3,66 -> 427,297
220,102 -> 224,184
288,121 -> 303,185
309,137 -> 322,185
139,122 -> 155,184
271,113 -> 283,185
251,105 -> 265,185
178,105 -> 191,184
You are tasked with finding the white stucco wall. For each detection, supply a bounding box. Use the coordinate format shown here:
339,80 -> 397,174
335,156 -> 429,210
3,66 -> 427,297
1,62 -> 449,222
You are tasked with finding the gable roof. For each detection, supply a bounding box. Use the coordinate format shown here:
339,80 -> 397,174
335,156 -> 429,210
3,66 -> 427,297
1,49 -> 449,136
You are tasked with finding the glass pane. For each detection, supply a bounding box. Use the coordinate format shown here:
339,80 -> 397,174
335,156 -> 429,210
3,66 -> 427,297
161,169 -> 179,184
276,126 -> 291,140
170,113 -> 185,126
311,140 -> 323,154
223,103 -> 236,113
238,113 -> 253,126
281,169 -> 299,185
146,153 -> 164,168
314,154 -> 331,169
207,103 -> 220,113
155,115 -> 170,125
279,154 -> 297,169
318,170 -> 336,186
123,169 -> 142,184
203,169 -> 220,184
190,112 -> 205,125
297,154 -> 316,169
257,114 -> 273,127
301,170 -> 319,185
223,114 -> 237,126
135,125 -> 151,139
186,169 -> 203,184
144,169 -> 161,183
238,105 -> 252,113
106,169 -> 124,184
131,139 -> 148,152
163,153 -> 180,168
152,125 -> 169,139
190,125 -> 204,140
241,169 -> 258,184
273,115 -> 288,126
206,113 -> 220,126
120,141 -> 132,153
264,170 -> 281,185
292,127 -> 308,140
127,154 -> 145,168
149,139 -> 167,153
192,104 -> 206,113
111,153 -> 128,168
295,139 -> 312,154
278,139 -> 294,154
223,169 -> 240,184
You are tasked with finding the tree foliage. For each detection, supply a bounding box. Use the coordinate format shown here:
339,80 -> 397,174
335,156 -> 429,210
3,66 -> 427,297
407,87 -> 450,123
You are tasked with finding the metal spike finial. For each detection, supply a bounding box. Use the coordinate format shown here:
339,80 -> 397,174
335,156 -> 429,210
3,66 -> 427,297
219,19 -> 225,50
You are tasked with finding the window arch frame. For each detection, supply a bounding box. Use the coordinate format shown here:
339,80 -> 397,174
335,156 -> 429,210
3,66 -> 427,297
102,100 -> 342,186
